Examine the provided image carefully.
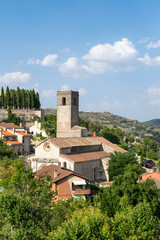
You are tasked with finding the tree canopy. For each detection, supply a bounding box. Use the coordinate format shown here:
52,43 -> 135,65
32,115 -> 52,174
0,86 -> 41,109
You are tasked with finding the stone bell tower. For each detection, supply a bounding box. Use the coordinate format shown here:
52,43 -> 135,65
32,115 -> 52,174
56,90 -> 79,138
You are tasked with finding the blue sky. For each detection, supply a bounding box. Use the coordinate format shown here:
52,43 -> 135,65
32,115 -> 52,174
1,0 -> 160,122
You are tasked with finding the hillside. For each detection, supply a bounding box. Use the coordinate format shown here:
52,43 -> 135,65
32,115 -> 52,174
44,109 -> 160,141
142,119 -> 160,127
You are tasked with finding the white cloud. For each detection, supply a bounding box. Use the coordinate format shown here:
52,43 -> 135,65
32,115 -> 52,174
59,38 -> 138,77
138,37 -> 149,44
27,54 -> 58,66
138,53 -> 160,66
0,72 -> 30,83
27,58 -> 41,65
60,84 -> 70,91
100,96 -> 120,109
58,57 -> 87,78
148,86 -> 160,97
41,54 -> 57,66
78,88 -> 87,96
147,86 -> 160,106
41,89 -> 56,98
146,40 -> 160,49
149,98 -> 160,106
64,48 -> 70,53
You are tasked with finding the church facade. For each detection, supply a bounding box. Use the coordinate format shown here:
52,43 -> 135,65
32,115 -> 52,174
26,90 -> 126,182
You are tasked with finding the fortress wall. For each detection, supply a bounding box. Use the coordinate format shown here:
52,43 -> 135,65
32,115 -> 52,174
0,109 -> 45,121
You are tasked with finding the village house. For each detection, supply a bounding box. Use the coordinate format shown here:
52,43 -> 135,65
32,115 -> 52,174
29,120 -> 48,137
35,164 -> 90,201
0,123 -> 31,156
27,90 -> 126,182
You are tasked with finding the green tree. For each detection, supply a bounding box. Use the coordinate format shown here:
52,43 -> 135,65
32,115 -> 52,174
100,126 -> 122,144
0,158 -> 56,239
21,89 -> 26,108
35,92 -> 40,109
0,87 -> 4,108
7,107 -> 13,122
27,91 -> 31,109
0,139 -> 16,160
41,114 -> 57,137
5,86 -> 10,107
16,87 -> 21,108
108,151 -> 137,180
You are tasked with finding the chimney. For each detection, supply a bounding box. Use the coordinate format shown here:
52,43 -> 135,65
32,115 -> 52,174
20,122 -> 23,127
54,170 -> 57,178
13,128 -> 15,134
93,132 -> 96,137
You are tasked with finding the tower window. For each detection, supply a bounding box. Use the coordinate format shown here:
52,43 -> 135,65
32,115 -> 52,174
74,97 -> 77,106
62,97 -> 66,105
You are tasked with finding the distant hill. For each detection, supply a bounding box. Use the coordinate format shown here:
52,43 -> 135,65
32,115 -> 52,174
44,109 -> 160,141
142,119 -> 160,127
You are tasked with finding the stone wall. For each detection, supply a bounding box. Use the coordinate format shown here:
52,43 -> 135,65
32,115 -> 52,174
0,109 -> 45,121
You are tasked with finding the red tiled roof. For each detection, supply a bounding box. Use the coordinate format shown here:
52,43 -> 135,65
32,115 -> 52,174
95,137 -> 127,153
141,172 -> 160,181
15,131 -> 31,136
0,123 -> 23,129
7,141 -> 22,145
2,131 -> 16,136
35,164 -> 89,183
60,151 -> 110,163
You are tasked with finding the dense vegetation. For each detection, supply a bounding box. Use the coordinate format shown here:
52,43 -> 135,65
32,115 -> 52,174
0,86 -> 40,109
0,149 -> 160,239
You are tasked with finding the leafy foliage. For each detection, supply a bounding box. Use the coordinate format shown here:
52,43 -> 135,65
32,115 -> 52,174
0,139 -> 16,160
0,86 -> 41,109
108,151 -> 137,179
41,114 -> 57,138
0,158 -> 56,239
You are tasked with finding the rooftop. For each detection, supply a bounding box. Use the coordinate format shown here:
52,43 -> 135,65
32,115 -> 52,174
35,164 -> 89,183
2,131 -> 16,136
7,141 -> 22,145
0,123 -> 23,129
60,151 -> 110,163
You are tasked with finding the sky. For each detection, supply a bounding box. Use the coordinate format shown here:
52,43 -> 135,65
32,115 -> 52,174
1,0 -> 160,122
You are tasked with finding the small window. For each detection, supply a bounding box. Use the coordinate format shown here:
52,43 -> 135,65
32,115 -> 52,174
62,97 -> 66,105
63,162 -> 67,168
74,97 -> 77,106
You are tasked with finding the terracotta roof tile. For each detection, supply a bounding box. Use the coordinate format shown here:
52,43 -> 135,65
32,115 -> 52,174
2,131 -> 16,136
141,172 -> 160,181
95,137 -> 127,153
15,131 -> 31,136
60,151 -> 110,163
48,137 -> 101,149
35,164 -> 89,183
7,141 -> 22,145
0,123 -> 23,129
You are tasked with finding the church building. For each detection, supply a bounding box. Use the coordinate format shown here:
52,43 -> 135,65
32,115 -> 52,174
27,90 -> 126,182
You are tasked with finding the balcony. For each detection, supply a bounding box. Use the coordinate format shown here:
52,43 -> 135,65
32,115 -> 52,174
72,188 -> 90,195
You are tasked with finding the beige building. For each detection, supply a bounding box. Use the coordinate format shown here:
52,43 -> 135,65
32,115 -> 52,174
0,123 -> 31,156
29,121 -> 48,137
27,90 -> 126,182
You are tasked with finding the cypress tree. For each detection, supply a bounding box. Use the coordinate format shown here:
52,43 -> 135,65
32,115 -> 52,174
8,107 -> 13,122
35,92 -> 40,109
12,90 -> 17,108
16,87 -> 21,109
27,91 -> 31,109
6,86 -> 10,107
21,89 -> 26,109
30,89 -> 35,109
1,87 -> 4,108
